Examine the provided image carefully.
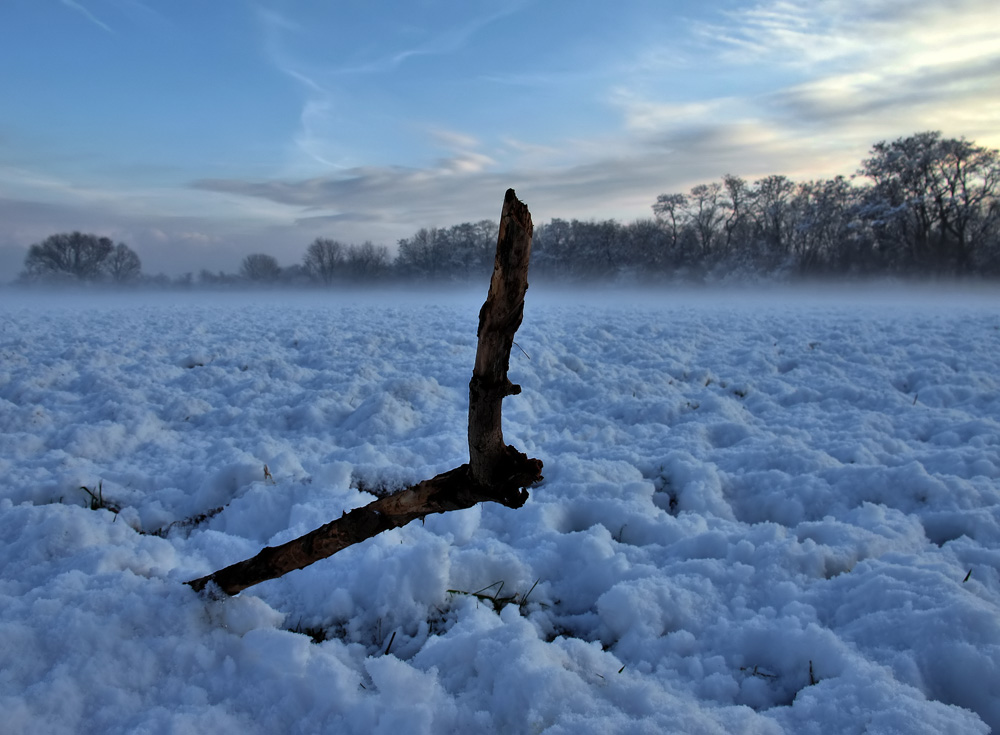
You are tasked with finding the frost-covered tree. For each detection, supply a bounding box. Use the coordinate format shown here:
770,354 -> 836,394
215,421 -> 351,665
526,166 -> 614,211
788,176 -> 860,273
687,183 -> 725,258
859,132 -> 1000,272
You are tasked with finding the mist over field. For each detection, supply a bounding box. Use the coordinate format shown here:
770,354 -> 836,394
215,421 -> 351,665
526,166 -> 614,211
3,278 -> 998,313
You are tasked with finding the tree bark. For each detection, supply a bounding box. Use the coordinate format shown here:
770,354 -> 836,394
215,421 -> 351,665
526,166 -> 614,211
469,188 -> 534,486
187,189 -> 542,596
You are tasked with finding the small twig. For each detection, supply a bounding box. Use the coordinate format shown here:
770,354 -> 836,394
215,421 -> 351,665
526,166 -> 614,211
740,665 -> 778,680
79,481 -> 122,514
449,579 -> 539,612
383,630 -> 397,656
963,569 -> 972,583
79,483 -> 102,509
512,341 -> 531,360
520,578 -> 540,607
472,580 -> 505,600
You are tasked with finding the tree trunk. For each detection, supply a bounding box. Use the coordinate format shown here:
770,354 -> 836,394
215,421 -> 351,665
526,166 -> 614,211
187,189 -> 542,596
469,188 -> 534,485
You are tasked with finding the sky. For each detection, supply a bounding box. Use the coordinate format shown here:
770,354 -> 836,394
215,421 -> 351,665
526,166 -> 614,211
1,0 -> 998,278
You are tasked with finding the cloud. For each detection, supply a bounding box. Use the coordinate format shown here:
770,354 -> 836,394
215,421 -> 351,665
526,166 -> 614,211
614,94 -> 743,135
697,0 -> 1000,82
60,0 -> 114,33
333,4 -> 527,76
607,0 -> 1000,186
771,55 -> 1000,126
256,8 -> 325,92
428,129 -> 481,151
254,2 -> 543,177
190,119 -> 827,237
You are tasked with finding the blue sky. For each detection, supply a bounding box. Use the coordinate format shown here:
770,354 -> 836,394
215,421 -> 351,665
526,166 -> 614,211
1,0 -> 998,277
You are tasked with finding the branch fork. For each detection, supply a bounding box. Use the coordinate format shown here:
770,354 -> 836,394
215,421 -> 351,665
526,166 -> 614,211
187,189 -> 542,595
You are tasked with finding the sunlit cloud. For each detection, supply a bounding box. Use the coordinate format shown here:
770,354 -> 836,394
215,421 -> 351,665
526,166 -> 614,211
424,129 -> 496,175
607,0 -> 1000,186
614,93 -> 742,135
698,0 -> 998,69
428,129 -> 481,151
500,137 -> 563,162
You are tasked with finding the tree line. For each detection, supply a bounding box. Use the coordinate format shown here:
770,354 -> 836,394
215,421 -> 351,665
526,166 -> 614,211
15,132 -> 1000,287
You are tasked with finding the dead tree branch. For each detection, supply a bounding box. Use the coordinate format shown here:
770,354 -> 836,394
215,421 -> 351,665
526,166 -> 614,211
187,189 -> 542,595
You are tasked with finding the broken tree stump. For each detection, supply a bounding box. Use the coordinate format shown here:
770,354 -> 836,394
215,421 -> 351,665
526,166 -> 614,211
187,189 -> 543,596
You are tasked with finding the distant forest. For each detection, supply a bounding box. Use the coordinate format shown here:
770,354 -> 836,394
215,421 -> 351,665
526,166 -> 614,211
15,132 -> 1000,287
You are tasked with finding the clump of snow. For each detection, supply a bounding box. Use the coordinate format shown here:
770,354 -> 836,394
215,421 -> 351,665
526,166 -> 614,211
1,287 -> 998,733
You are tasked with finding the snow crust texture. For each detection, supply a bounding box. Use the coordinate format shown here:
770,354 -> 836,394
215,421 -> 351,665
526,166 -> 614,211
1,288 -> 998,734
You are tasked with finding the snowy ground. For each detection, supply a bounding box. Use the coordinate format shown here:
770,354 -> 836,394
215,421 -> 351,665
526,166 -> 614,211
1,285 -> 999,734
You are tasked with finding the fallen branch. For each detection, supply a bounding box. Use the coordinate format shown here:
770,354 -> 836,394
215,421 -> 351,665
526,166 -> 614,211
187,189 -> 543,595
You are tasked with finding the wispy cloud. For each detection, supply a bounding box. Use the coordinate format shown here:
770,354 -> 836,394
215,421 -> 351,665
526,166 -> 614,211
190,0 -> 1000,244
609,0 -> 1000,181
697,0 -> 1000,73
60,0 -> 114,34
189,119 -> 821,234
334,4 -> 526,75
255,8 -> 322,92
254,4 -> 532,177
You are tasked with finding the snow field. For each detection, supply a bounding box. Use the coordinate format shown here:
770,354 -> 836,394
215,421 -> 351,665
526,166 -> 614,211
0,287 -> 998,734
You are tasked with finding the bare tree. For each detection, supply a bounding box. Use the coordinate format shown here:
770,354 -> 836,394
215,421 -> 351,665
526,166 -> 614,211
721,175 -> 751,254
22,232 -> 114,281
105,243 -> 142,283
303,238 -> 345,284
240,253 -> 282,282
652,193 -> 687,237
688,183 -> 724,257
343,241 -> 390,280
396,228 -> 440,278
751,174 -> 796,259
932,137 -> 1000,269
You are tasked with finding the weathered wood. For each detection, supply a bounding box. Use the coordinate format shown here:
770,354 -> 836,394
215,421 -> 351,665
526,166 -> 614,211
469,188 -> 534,486
187,189 -> 542,596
